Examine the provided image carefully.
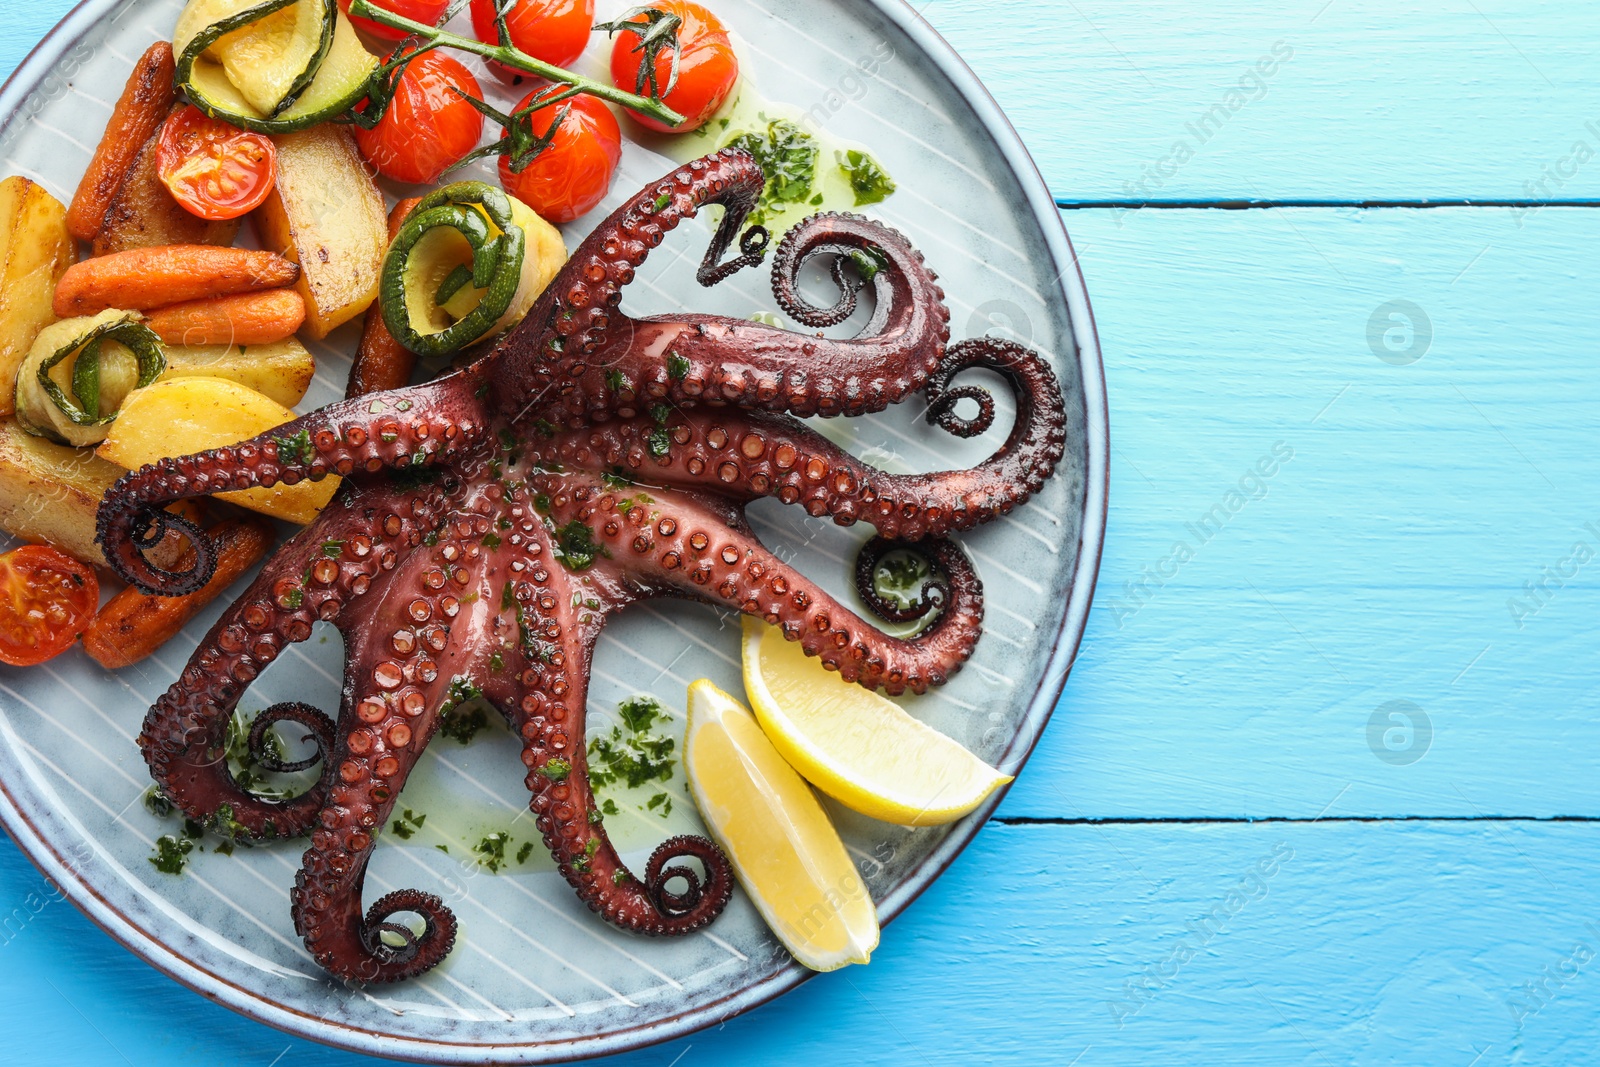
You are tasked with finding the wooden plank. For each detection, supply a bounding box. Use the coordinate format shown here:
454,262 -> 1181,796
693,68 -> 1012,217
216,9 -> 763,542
1001,205 -> 1600,820
5,821 -> 1599,1064
919,0 -> 1600,202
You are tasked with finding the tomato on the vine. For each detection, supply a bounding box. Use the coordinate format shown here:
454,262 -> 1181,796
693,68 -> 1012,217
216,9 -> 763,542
606,0 -> 738,134
155,106 -> 277,221
469,0 -> 595,81
354,49 -> 485,185
0,545 -> 99,667
498,92 -> 621,224
337,0 -> 449,41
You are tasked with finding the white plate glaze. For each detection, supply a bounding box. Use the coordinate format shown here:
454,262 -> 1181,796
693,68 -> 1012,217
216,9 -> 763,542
0,1 -> 1107,1061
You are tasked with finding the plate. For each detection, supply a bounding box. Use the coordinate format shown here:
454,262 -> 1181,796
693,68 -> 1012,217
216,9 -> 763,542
0,0 -> 1107,1061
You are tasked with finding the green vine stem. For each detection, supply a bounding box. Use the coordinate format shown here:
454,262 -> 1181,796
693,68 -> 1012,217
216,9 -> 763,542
347,0 -> 686,128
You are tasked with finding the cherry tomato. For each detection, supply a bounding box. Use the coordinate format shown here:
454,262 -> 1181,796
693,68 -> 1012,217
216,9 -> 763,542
354,49 -> 485,185
470,0 -> 595,82
608,0 -> 737,134
155,106 -> 277,221
499,92 -> 621,224
0,545 -> 99,667
337,0 -> 449,41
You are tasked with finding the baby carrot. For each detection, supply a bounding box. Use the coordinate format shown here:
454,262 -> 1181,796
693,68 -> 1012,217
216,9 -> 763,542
143,289 -> 306,346
54,245 -> 299,317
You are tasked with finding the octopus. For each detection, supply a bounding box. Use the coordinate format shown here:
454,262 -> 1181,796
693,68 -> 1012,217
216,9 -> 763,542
95,147 -> 1069,984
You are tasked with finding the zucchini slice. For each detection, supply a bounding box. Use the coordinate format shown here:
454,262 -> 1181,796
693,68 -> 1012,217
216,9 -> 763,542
177,2 -> 377,134
174,0 -> 332,117
381,183 -> 529,359
15,311 -> 165,448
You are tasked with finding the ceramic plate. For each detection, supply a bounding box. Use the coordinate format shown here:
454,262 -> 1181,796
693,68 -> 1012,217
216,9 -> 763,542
0,0 -> 1106,1061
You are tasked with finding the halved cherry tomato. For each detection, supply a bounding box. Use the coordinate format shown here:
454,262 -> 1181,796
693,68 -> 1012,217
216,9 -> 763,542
353,48 -> 485,185
470,0 -> 595,82
0,545 -> 99,667
498,92 -> 621,224
337,0 -> 450,41
607,0 -> 737,134
155,106 -> 277,221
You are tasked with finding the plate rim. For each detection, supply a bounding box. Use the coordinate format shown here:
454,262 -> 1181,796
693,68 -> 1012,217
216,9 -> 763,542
0,0 -> 1110,1061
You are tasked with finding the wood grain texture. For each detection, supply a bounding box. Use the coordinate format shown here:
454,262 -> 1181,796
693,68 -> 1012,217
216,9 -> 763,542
919,0 -> 1600,202
5,821 -> 1599,1066
1001,205 -> 1600,821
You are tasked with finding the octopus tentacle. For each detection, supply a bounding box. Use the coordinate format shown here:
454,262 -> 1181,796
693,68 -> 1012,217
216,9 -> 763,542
287,516 -> 506,984
538,474 -> 983,695
491,533 -> 734,934
537,337 -> 1065,539
97,374 -> 490,595
141,527 -> 334,838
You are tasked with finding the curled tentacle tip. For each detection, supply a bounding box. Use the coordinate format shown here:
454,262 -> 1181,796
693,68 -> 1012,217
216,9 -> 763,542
249,703 -> 335,776
102,506 -> 219,597
855,537 -> 951,624
351,889 -> 458,984
644,835 -> 733,926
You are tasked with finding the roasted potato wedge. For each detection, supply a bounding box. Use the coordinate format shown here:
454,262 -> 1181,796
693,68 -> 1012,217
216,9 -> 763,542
253,125 -> 386,339
93,108 -> 241,257
97,376 -> 337,525
0,417 -> 196,569
0,177 -> 78,418
159,337 -> 316,408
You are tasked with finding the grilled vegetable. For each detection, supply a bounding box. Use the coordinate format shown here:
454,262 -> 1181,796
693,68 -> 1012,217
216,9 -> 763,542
0,177 -> 77,418
160,336 -> 315,407
14,311 -> 166,447
65,43 -> 178,242
155,105 -> 278,221
83,517 -> 275,669
54,245 -> 299,318
93,106 -> 243,255
0,418 -> 196,569
143,289 -> 306,346
253,123 -> 387,338
0,545 -> 98,666
97,376 -> 337,524
175,0 -> 376,134
379,182 -> 565,358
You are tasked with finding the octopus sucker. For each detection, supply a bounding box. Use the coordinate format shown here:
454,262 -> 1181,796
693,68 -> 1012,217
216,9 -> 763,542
95,147 -> 1070,984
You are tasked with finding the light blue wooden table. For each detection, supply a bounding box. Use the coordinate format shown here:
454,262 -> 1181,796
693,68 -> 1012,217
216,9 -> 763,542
3,2 -> 1597,1063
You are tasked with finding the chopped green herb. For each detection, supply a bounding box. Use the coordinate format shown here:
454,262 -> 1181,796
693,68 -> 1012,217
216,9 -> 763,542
838,148 -> 896,206
498,428 -> 517,452
149,834 -> 193,875
587,808 -> 603,825
321,540 -> 345,557
272,429 -> 313,466
647,427 -> 671,457
848,243 -> 891,283
282,587 -> 304,610
618,695 -> 664,733
553,520 -> 608,571
489,649 -> 504,672
613,868 -> 631,886
588,695 -> 677,817
810,193 -> 824,206
482,532 -> 502,548
873,549 -> 934,613
473,832 -> 511,873
516,842 -> 535,864
605,369 -> 629,392
391,819 -> 415,840
601,468 -> 634,489
653,192 -> 672,212
666,352 -> 690,380
439,677 -> 488,744
142,786 -> 173,818
534,418 -> 557,438
542,758 -> 572,782
725,120 -> 819,223
647,792 -> 673,817
601,798 -> 620,816
435,844 -> 450,854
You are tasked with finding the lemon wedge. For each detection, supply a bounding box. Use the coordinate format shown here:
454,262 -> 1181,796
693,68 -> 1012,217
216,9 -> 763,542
741,617 -> 1011,826
685,679 -> 878,971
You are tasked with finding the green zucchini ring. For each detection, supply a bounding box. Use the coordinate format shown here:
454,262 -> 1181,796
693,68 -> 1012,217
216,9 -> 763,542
380,182 -> 531,360
16,311 -> 166,448
175,0 -> 377,135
